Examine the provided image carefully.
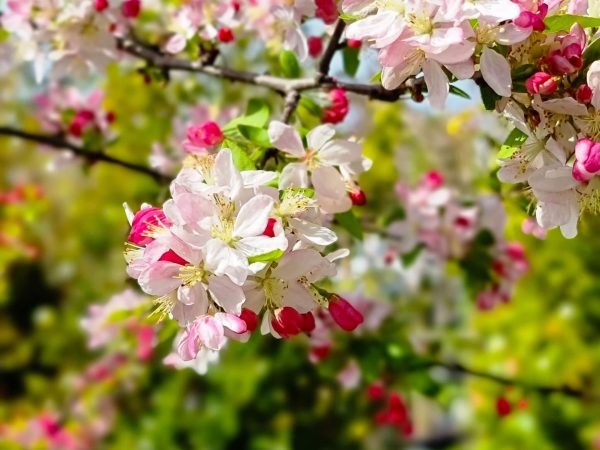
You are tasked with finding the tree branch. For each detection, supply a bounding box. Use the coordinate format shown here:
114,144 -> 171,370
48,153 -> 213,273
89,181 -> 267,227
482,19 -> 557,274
281,90 -> 301,124
318,20 -> 346,78
411,359 -> 598,400
0,126 -> 170,183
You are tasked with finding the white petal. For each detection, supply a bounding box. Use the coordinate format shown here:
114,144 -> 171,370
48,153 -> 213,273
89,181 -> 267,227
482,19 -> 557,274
208,275 -> 245,314
318,140 -> 363,166
233,195 -> 274,238
268,121 -> 306,157
203,240 -> 249,286
306,125 -> 335,150
279,162 -> 309,189
480,46 -> 512,97
311,166 -> 352,213
289,218 -> 338,246
423,59 -> 449,109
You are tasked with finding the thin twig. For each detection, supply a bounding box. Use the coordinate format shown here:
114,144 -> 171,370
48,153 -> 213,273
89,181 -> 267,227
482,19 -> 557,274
410,359 -> 597,400
281,90 -> 301,124
318,20 -> 347,78
0,126 -> 170,183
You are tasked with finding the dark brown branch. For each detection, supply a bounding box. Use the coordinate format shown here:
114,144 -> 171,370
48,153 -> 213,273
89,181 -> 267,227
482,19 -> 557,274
0,126 -> 170,183
318,20 -> 347,77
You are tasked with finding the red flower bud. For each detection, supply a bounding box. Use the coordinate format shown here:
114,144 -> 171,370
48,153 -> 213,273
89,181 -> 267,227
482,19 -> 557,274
308,36 -> 323,58
122,0 -> 141,18
218,27 -> 235,43
525,72 -> 557,95
315,0 -> 338,24
240,308 -> 259,332
95,0 -> 109,12
328,294 -> 363,332
349,189 -> 367,206
576,84 -> 593,104
271,307 -> 304,338
158,250 -> 189,265
300,312 -> 316,333
366,382 -> 386,400
496,396 -> 512,417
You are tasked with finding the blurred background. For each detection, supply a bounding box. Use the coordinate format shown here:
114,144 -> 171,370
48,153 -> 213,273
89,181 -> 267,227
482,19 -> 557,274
1,15 -> 600,450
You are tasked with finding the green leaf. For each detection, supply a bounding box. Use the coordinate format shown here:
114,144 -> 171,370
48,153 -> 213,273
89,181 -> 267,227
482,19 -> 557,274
237,125 -> 271,147
371,71 -> 382,83
449,85 -> 471,100
545,14 -> 600,33
339,12 -> 362,21
511,64 -> 537,80
479,83 -> 500,111
335,210 -> 363,240
583,37 -> 600,68
297,97 -> 323,129
401,244 -> 423,267
223,99 -> 270,131
279,50 -> 301,79
498,127 -> 527,159
222,139 -> 256,170
342,46 -> 360,77
380,206 -> 406,227
248,249 -> 284,264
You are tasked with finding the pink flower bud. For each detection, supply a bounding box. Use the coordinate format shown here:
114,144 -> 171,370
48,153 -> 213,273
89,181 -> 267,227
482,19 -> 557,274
349,189 -> 367,206
95,0 -> 109,12
315,0 -> 338,24
186,121 -> 224,149
328,294 -> 363,332
322,88 -> 349,124
217,27 -> 234,43
576,84 -> 593,103
422,170 -> 444,189
240,308 -> 259,332
68,110 -> 96,137
573,138 -> 600,182
122,0 -> 141,18
347,39 -> 362,49
525,72 -> 557,95
128,207 -> 171,246
308,36 -> 323,58
158,249 -> 188,265
514,3 -> 547,32
271,307 -> 304,338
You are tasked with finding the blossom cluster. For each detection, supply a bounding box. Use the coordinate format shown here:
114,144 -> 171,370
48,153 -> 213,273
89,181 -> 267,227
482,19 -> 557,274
387,171 -> 529,310
34,85 -> 116,148
124,119 -> 370,370
343,0 -> 600,237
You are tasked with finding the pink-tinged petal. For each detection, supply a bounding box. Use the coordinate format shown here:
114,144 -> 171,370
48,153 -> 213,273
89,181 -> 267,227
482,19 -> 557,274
540,97 -> 588,115
480,46 -> 512,97
204,239 -> 249,286
233,195 -> 274,238
446,60 -> 475,80
177,326 -> 199,361
345,11 -> 403,46
306,124 -> 335,150
196,316 -> 226,351
268,121 -> 306,157
279,162 -> 309,189
215,312 -> 247,333
172,293 -> 209,326
281,281 -> 316,313
285,26 -> 308,61
423,59 -> 449,109
311,166 -> 352,213
177,282 -> 208,307
476,0 -> 520,21
207,275 -> 245,314
138,261 -> 182,296
429,27 -> 464,50
318,139 -> 362,165
165,33 -> 187,54
587,61 -> 600,109
495,23 -> 531,45
529,166 -> 580,192
272,248 -> 333,282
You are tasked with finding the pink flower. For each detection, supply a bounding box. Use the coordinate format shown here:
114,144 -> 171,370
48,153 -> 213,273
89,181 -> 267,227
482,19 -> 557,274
514,2 -> 548,32
308,36 -> 323,58
183,121 -> 224,153
178,313 -> 247,360
128,207 -> 171,246
328,294 -> 363,331
525,72 -> 557,95
573,138 -> 600,182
